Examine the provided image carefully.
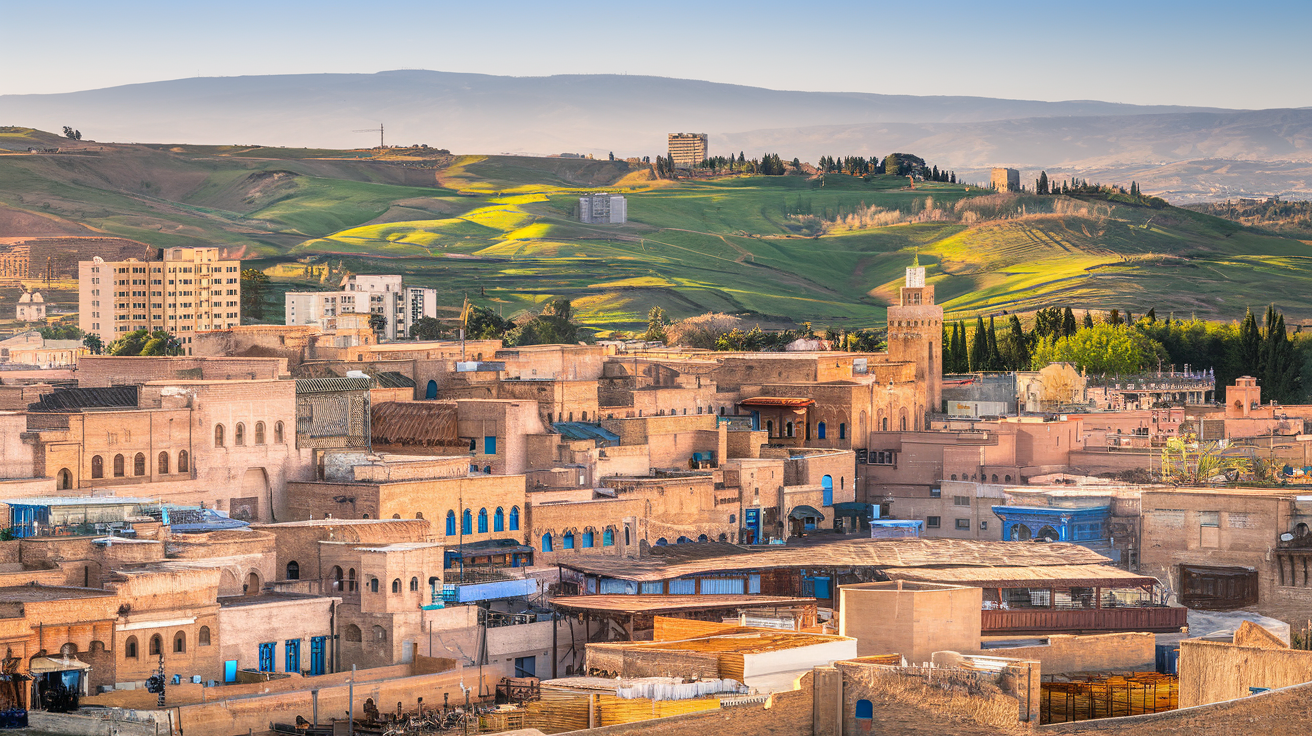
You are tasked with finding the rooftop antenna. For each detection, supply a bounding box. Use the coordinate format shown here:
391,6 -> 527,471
352,124 -> 384,150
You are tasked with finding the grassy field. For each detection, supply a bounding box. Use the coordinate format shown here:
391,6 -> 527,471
2,130 -> 1311,333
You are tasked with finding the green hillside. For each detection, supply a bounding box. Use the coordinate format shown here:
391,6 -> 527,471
1,129 -> 1309,333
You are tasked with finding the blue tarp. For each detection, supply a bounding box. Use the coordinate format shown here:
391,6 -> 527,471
449,577 -> 538,603
553,422 -> 620,444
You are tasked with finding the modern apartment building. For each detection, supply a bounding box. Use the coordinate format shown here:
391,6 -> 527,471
78,246 -> 241,345
285,274 -> 437,340
667,132 -> 708,168
578,193 -> 627,224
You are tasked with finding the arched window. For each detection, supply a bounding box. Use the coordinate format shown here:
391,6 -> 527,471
345,625 -> 362,642
173,631 -> 186,653
698,534 -> 708,542
541,533 -> 553,552
856,699 -> 874,720
582,529 -> 595,548
494,507 -> 505,532
369,577 -> 379,593
392,513 -> 400,519
991,474 -> 999,483
656,538 -> 668,546
677,536 -> 691,544
158,452 -> 170,475
373,626 -> 386,641
478,508 -> 488,533
510,506 -> 520,531
415,512 -> 423,519
563,531 -> 575,549
462,509 -> 472,535
602,528 -> 614,546
1005,475 -> 1012,482
58,468 -> 72,489
113,454 -> 125,477
286,561 -> 300,580
391,578 -> 401,594
347,568 -> 357,592
91,455 -> 103,479
198,626 -> 211,646
900,416 -> 907,431
817,421 -> 827,439
178,450 -> 189,473
149,634 -> 162,656
882,417 -> 889,431
235,423 -> 245,446
446,510 -> 456,536
274,421 -> 284,443
255,422 -> 266,445
134,452 -> 146,476
409,577 -> 418,592
214,424 -> 225,447
951,474 -> 957,480
839,423 -> 846,440
125,636 -> 138,659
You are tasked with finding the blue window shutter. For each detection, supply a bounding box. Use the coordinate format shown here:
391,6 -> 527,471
494,508 -> 504,532
484,436 -> 497,454
510,507 -> 520,531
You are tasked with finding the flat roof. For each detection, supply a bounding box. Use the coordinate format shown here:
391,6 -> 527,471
550,595 -> 817,615
218,592 -> 336,608
558,538 -> 1111,583
883,564 -> 1162,589
0,585 -> 114,602
591,628 -> 850,655
0,496 -> 159,507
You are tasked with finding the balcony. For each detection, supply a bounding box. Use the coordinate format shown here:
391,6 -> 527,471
982,605 -> 1187,635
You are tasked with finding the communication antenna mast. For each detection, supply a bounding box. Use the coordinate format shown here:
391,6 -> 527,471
351,124 -> 384,150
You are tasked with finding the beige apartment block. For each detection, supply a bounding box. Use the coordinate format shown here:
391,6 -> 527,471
78,246 -> 241,349
667,132 -> 708,168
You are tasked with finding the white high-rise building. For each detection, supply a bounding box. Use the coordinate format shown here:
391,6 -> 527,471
285,274 -> 438,340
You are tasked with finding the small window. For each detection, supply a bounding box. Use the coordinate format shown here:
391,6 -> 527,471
930,488 -> 941,498
91,455 -> 104,479
345,625 -> 362,642
478,508 -> 488,533
980,521 -> 988,530
953,496 -> 970,506
286,561 -> 300,580
274,421 -> 284,443
149,634 -> 162,656
178,450 -> 189,473
373,626 -> 387,642
410,577 -> 418,592
369,577 -> 379,593
1200,511 -> 1220,527
446,510 -> 456,536
255,421 -> 266,445
494,507 -> 505,532
484,436 -> 497,455
125,636 -> 138,659
235,422 -> 245,446
541,533 -> 553,552
955,518 -> 971,530
134,452 -> 146,476
113,454 -> 125,477
158,452 -> 170,474
199,627 -> 212,646
215,424 -> 225,447
927,516 -> 941,529
510,506 -> 520,531
391,578 -> 401,594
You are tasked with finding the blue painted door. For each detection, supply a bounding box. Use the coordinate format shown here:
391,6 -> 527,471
744,508 -> 760,545
425,380 -> 437,400
310,637 -> 326,676
258,642 -> 275,672
285,639 -> 300,673
224,660 -> 238,683
822,475 -> 834,506
814,576 -> 832,599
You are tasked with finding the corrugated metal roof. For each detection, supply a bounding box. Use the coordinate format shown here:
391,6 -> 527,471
295,377 -> 372,394
884,563 -> 1162,589
550,595 -> 817,614
559,538 -> 1113,583
29,386 -> 137,411
373,371 -> 416,389
371,400 -> 460,447
554,422 -> 620,444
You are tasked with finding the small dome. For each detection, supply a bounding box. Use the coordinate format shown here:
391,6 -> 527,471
30,292 -> 43,302
17,293 -> 30,303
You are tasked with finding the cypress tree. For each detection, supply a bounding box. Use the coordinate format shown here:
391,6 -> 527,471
1062,307 -> 1077,337
1125,310 -> 1135,325
1109,309 -> 1122,326
1083,311 -> 1095,329
1145,307 -> 1157,323
986,316 -> 1002,370
1038,171 -> 1049,195
954,321 -> 969,372
969,316 -> 989,372
1238,307 -> 1261,374
1007,315 -> 1030,370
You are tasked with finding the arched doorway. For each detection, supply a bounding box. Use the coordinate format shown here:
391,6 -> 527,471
425,380 -> 438,400
821,475 -> 834,506
245,571 -> 261,595
57,468 -> 72,490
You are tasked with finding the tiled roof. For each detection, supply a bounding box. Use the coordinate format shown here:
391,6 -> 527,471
28,386 -> 137,411
295,377 -> 372,394
371,400 -> 460,447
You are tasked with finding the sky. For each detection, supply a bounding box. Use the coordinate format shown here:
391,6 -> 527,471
2,0 -> 1309,109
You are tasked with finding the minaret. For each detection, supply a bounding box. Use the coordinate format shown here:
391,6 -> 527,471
886,254 -> 943,421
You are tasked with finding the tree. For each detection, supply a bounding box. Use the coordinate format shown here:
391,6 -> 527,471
82,333 -> 103,355
644,306 -> 668,343
1145,308 -> 1157,323
508,299 -> 583,346
1261,305 -> 1302,403
1061,307 -> 1077,338
465,305 -> 512,340
1238,307 -> 1261,374
953,320 -> 969,373
108,329 -> 182,356
410,316 -> 445,341
1030,324 -> 1166,374
1083,311 -> 1095,330
986,316 -> 1002,370
1002,315 -> 1030,370
39,324 -> 83,340
968,316 -> 989,371
884,154 -> 900,176
1037,171 -> 1050,195
240,268 -> 270,321
1108,309 -> 1123,327
368,313 -> 387,336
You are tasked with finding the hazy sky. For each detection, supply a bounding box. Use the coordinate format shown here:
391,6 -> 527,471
3,0 -> 1308,108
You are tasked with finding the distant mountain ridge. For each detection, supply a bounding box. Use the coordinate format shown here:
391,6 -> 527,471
4,70 -> 1311,200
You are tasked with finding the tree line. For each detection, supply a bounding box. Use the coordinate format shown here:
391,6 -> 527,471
942,305 -> 1306,403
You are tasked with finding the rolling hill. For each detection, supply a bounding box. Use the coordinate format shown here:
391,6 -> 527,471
1,127 -> 1309,334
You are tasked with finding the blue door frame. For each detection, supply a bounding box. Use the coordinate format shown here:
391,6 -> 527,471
310,637 -> 326,676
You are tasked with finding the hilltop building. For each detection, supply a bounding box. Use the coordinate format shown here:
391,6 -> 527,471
991,167 -> 1021,192
579,193 -> 627,224
76,246 -> 241,347
15,290 -> 45,322
284,274 -> 437,341
667,133 -> 708,168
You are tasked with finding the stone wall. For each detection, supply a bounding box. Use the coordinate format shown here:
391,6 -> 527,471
980,633 -> 1155,675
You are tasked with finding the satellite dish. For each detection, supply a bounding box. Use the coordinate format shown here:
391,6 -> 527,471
1280,533 -> 1295,542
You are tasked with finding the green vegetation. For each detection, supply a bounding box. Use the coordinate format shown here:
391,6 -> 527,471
4,130 -> 1312,341
108,329 -> 182,356
1186,198 -> 1312,240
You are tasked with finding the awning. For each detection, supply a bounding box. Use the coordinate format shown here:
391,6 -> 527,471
831,502 -> 873,516
884,564 -> 1162,590
29,657 -> 91,674
788,505 -> 823,520
738,397 -> 815,408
